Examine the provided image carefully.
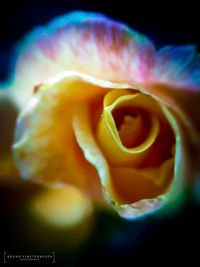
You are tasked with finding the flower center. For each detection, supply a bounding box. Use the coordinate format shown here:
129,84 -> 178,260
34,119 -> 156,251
112,108 -> 150,148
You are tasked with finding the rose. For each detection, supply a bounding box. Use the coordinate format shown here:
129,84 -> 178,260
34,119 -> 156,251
5,11 -> 199,219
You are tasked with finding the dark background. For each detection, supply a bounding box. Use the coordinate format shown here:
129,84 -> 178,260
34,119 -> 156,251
0,1 -> 200,266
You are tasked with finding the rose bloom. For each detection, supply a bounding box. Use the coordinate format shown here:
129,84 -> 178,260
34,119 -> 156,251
1,11 -> 200,220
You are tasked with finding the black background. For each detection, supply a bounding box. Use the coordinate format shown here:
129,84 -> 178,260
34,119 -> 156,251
0,1 -> 200,266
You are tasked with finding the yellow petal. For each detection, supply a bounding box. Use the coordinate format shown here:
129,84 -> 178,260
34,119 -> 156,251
110,158 -> 174,204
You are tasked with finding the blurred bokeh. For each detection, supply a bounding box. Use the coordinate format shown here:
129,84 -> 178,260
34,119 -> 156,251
0,1 -> 200,266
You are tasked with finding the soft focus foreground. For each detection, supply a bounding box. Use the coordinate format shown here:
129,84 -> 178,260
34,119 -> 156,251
0,177 -> 199,266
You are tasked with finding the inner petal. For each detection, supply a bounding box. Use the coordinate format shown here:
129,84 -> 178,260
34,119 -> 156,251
96,90 -> 161,166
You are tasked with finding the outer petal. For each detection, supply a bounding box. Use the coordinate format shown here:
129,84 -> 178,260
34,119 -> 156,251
13,73 -> 104,195
7,11 -> 200,111
149,45 -> 200,88
9,11 -> 156,107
